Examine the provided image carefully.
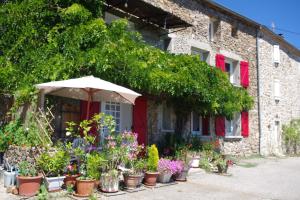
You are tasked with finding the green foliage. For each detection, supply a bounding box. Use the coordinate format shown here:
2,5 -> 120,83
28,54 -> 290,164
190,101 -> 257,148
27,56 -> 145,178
282,119 -> 300,154
18,161 -> 38,177
86,152 -> 107,180
147,144 -> 159,172
0,0 -> 253,118
37,183 -> 48,200
37,148 -> 70,177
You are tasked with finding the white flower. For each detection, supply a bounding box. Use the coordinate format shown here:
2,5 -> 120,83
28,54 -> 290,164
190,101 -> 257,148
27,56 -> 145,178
25,127 -> 29,131
66,131 -> 71,136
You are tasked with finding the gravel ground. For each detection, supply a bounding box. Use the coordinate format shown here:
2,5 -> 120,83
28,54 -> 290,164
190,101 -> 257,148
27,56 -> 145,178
1,156 -> 300,200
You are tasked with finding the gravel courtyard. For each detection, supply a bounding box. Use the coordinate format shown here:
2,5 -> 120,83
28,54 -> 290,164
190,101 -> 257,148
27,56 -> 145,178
1,157 -> 300,200
109,157 -> 300,200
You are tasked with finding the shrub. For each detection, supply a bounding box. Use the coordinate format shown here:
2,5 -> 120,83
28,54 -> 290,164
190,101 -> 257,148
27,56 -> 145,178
147,144 -> 159,172
18,161 -> 38,177
282,119 -> 300,154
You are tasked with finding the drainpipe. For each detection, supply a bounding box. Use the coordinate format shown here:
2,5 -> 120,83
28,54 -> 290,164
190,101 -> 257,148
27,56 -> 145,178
256,27 -> 263,155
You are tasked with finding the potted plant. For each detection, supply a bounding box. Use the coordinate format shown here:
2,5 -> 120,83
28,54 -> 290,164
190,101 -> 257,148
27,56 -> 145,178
122,131 -> 145,189
64,163 -> 80,188
174,145 -> 190,181
144,144 -> 159,186
75,152 -> 106,197
37,148 -> 70,191
157,158 -> 180,183
100,133 -> 124,193
214,155 -> 232,174
17,161 -> 43,196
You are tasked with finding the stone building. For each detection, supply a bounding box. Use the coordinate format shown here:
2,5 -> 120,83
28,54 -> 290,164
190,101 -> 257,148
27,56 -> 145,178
104,0 -> 300,156
257,28 -> 300,155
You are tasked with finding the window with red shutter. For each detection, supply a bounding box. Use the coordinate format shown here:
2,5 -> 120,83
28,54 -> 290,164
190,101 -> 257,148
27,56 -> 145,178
240,61 -> 249,88
215,54 -> 225,71
241,111 -> 249,137
202,116 -> 210,136
215,116 -> 225,137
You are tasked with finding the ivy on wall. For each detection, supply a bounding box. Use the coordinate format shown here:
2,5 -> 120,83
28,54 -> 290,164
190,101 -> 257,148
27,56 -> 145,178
0,0 -> 253,118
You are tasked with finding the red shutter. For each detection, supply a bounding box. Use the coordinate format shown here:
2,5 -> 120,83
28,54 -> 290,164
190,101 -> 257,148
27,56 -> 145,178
133,97 -> 148,145
202,117 -> 210,136
241,112 -> 249,137
240,61 -> 249,88
215,54 -> 225,72
215,116 -> 225,137
80,101 -> 100,120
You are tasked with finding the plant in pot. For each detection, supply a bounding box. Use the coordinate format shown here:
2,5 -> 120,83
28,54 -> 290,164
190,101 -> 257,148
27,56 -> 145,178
75,152 -> 107,197
144,144 -> 159,186
157,158 -> 180,183
36,148 -> 70,192
100,133 -> 125,193
213,154 -> 232,174
122,131 -> 145,189
174,145 -> 190,181
17,161 -> 43,196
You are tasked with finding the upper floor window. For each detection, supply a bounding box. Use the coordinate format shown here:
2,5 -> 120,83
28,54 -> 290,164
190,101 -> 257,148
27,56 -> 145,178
191,47 -> 209,63
209,18 -> 218,42
231,23 -> 238,38
274,79 -> 281,101
225,113 -> 241,137
225,58 -> 240,86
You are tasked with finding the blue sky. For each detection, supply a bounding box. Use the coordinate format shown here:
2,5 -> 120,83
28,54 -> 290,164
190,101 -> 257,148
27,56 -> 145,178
213,0 -> 300,49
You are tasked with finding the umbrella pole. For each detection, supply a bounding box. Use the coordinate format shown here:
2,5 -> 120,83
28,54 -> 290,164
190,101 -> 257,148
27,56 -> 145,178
86,90 -> 94,120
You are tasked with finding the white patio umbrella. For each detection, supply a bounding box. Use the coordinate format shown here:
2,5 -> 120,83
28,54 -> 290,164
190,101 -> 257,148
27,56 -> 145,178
36,76 -> 141,119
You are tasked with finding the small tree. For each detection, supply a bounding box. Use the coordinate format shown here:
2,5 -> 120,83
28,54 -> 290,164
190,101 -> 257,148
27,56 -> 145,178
282,119 -> 300,154
147,144 -> 159,172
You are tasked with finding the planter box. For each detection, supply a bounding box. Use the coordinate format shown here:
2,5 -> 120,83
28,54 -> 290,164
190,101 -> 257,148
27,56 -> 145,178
45,176 -> 65,191
158,172 -> 172,183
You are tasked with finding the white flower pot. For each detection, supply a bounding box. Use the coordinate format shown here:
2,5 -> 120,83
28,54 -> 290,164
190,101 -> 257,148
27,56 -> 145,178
190,157 -> 200,168
158,172 -> 172,183
45,176 -> 65,191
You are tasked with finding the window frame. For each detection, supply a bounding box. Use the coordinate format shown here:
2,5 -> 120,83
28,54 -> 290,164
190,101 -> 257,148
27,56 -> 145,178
191,112 -> 212,137
103,101 -> 121,133
225,113 -> 242,138
191,47 -> 210,63
160,103 -> 175,132
225,58 -> 240,86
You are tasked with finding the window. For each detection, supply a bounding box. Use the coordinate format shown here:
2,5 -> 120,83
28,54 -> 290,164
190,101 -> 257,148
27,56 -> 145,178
191,112 -> 211,136
191,47 -> 209,62
161,104 -> 174,131
209,18 -> 218,42
104,101 -> 121,133
273,45 -> 280,64
192,112 -> 201,135
225,58 -> 240,86
274,79 -> 281,100
231,23 -> 238,38
225,113 -> 241,137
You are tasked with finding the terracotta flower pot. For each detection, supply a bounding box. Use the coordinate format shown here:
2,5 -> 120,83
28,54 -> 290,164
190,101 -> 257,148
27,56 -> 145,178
76,179 -> 95,197
123,174 -> 142,189
17,175 -> 43,196
64,174 -> 80,187
144,172 -> 159,186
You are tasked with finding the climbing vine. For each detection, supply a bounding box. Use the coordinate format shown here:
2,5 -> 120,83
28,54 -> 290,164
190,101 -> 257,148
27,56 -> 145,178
0,0 -> 253,118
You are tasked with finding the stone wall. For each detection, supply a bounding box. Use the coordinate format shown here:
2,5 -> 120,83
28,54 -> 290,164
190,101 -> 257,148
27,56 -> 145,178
142,0 -> 260,155
258,33 -> 300,155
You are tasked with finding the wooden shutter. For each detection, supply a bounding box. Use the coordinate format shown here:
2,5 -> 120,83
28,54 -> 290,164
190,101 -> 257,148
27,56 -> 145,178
133,97 -> 148,145
215,116 -> 225,137
215,54 -> 225,71
202,116 -> 210,136
240,61 -> 249,88
241,112 -> 249,137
